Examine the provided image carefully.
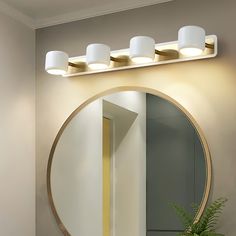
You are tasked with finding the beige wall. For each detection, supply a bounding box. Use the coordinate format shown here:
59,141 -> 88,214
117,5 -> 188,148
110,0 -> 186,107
36,0 -> 236,235
0,11 -> 35,236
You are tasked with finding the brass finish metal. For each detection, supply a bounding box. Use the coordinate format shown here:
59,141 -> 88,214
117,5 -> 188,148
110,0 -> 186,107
155,49 -> 172,56
110,56 -> 128,63
68,62 -> 82,69
158,49 -> 179,60
47,86 -> 212,236
205,43 -> 214,49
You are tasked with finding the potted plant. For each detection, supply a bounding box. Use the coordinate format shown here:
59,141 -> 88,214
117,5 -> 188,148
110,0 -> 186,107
172,197 -> 227,236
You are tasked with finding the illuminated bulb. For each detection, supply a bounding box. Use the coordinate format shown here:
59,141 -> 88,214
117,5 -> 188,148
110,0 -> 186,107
86,44 -> 110,70
130,36 -> 155,63
179,48 -> 203,57
47,69 -> 67,75
45,51 -> 69,75
178,25 -> 205,57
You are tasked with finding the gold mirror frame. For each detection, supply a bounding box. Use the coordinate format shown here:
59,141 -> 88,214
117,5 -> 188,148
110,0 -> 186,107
47,86 -> 212,236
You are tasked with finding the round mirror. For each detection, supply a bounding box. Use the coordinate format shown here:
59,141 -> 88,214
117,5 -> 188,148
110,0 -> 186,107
47,89 -> 211,236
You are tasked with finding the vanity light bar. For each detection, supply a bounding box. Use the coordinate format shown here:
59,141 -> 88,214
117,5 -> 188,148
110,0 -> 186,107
45,26 -> 217,78
65,35 -> 217,77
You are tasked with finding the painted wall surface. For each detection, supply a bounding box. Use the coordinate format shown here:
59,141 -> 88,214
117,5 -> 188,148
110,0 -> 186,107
36,0 -> 236,235
0,11 -> 35,236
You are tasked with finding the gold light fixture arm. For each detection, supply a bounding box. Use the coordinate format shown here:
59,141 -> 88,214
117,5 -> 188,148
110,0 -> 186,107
155,49 -> 179,59
68,62 -> 81,68
205,43 -> 214,49
110,56 -> 127,63
155,49 -> 171,56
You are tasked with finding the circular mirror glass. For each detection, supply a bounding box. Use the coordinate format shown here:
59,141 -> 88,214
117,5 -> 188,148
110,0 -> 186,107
48,90 -> 211,236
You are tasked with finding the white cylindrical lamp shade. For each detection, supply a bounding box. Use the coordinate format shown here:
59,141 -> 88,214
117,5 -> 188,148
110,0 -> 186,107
130,36 -> 155,63
178,25 -> 206,56
45,51 -> 69,75
86,44 -> 110,70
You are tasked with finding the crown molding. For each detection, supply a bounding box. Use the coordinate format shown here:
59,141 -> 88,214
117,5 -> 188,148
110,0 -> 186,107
0,0 -> 35,28
34,0 -> 173,29
0,0 -> 173,29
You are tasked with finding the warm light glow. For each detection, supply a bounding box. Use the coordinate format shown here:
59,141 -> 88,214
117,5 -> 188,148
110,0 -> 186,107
45,32 -> 217,77
86,44 -> 110,70
88,63 -> 109,70
180,47 -> 203,57
131,56 -> 154,64
46,69 -> 67,75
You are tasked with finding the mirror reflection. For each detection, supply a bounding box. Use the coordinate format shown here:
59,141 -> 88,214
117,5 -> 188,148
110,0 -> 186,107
50,91 -> 207,236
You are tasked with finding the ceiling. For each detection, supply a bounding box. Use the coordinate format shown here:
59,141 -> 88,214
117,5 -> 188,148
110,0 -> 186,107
0,0 -> 173,29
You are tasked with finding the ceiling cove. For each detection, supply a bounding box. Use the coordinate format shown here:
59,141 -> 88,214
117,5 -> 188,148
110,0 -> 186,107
0,0 -> 173,29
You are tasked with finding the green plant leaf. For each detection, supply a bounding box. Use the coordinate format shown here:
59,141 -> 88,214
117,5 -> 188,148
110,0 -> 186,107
171,203 -> 194,229
197,198 -> 227,233
171,198 -> 227,235
200,231 -> 224,236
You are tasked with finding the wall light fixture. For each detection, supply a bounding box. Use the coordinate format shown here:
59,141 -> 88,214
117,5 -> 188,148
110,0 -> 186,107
86,43 -> 111,70
45,25 -> 217,77
130,36 -> 156,63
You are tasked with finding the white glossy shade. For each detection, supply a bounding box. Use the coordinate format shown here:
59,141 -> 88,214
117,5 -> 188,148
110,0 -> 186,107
130,36 -> 155,63
178,25 -> 206,56
45,51 -> 69,75
86,44 -> 110,70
